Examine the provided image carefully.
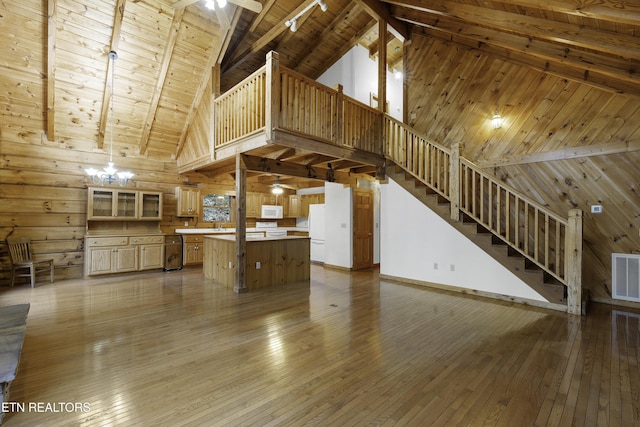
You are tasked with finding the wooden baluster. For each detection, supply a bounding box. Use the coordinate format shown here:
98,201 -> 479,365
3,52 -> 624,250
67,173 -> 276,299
335,84 -> 343,146
449,143 -> 460,222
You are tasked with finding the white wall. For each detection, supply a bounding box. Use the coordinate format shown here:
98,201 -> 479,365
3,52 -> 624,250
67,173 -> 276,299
316,45 -> 403,121
380,178 -> 547,302
324,182 -> 353,269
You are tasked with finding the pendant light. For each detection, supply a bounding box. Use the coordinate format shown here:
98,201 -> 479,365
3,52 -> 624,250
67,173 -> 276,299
85,51 -> 134,186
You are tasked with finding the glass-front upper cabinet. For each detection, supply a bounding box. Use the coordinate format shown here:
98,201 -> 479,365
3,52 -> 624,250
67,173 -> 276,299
116,191 -> 137,218
88,188 -> 138,220
139,191 -> 163,220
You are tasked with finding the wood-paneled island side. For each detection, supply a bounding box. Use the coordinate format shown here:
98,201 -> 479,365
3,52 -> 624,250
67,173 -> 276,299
203,235 -> 310,290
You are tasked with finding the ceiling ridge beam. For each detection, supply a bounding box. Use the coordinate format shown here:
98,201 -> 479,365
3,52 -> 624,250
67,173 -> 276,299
139,8 -> 185,155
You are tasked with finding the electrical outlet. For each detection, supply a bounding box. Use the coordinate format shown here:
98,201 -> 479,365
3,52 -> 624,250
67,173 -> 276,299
184,221 -> 189,227
228,261 -> 232,268
256,261 -> 261,269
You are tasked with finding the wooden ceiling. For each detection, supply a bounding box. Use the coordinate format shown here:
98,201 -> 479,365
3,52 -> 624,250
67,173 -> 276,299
6,0 -> 640,175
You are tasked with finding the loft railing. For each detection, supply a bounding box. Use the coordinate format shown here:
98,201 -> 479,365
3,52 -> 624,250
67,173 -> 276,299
212,51 -> 582,314
213,52 -> 383,155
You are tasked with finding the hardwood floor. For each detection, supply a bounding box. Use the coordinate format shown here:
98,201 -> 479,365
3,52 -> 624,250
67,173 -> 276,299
0,265 -> 638,426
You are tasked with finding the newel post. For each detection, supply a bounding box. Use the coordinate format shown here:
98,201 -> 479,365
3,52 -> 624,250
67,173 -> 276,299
449,142 -> 461,222
265,51 -> 280,143
565,209 -> 583,315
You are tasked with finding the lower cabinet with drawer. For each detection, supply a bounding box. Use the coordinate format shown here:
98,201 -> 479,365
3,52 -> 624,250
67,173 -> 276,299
183,235 -> 204,266
85,235 -> 165,276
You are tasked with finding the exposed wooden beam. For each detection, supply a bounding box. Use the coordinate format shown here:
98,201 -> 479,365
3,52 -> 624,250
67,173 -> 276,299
290,1 -> 362,72
358,0 -> 410,41
397,10 -> 640,98
46,0 -> 56,142
498,0 -> 640,26
248,0 -> 277,33
477,140 -> 640,168
386,0 -> 640,60
241,154 -> 351,184
98,0 -> 126,149
139,8 -> 185,155
223,0 -> 316,74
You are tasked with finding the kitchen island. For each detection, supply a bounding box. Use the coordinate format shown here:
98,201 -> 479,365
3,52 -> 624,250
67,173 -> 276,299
203,234 -> 310,290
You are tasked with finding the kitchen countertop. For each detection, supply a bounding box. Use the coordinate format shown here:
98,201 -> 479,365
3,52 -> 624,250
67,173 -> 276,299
204,234 -> 310,242
174,227 -> 309,234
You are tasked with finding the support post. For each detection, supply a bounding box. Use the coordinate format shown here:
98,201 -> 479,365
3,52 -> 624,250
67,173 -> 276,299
265,51 -> 280,143
565,209 -> 583,315
211,63 -> 221,160
377,19 -> 387,115
234,153 -> 248,293
449,142 -> 461,222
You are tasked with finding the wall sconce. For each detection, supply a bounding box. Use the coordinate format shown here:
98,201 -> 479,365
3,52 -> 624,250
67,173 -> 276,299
492,111 -> 503,129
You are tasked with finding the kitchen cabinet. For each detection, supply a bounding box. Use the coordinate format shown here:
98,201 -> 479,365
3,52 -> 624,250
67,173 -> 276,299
301,193 -> 325,218
139,191 -> 163,220
183,234 -> 204,266
131,235 -> 165,270
88,188 -> 138,220
85,236 -> 137,275
87,187 -> 163,220
176,187 -> 200,217
85,235 -> 165,276
246,192 -> 263,218
287,195 -> 302,218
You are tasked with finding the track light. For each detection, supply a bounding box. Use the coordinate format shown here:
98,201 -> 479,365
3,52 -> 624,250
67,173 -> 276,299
285,0 -> 328,32
286,18 -> 298,32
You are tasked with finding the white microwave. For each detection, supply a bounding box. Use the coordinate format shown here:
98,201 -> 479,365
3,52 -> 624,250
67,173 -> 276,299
261,205 -> 283,219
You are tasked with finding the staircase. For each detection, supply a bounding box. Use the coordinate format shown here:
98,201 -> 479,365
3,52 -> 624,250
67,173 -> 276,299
386,165 -> 567,307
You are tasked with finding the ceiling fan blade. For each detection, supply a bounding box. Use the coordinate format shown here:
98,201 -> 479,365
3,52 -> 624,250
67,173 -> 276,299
228,0 -> 262,13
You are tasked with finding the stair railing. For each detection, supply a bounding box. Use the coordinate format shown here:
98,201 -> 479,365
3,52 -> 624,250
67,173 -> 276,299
384,115 -> 583,314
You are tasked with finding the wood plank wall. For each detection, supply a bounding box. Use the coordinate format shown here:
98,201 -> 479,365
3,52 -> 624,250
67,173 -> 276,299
407,33 -> 640,306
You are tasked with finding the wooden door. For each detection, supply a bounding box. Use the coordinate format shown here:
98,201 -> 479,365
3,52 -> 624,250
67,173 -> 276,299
353,189 -> 374,270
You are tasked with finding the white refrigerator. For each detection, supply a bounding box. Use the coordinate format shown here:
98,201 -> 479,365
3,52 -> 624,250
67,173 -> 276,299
308,204 -> 326,263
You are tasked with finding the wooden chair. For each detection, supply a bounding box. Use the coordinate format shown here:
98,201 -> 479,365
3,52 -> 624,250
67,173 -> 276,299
6,237 -> 54,287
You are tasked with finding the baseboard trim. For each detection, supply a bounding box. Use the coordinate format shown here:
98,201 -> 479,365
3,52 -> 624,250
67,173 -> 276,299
379,273 -> 568,313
